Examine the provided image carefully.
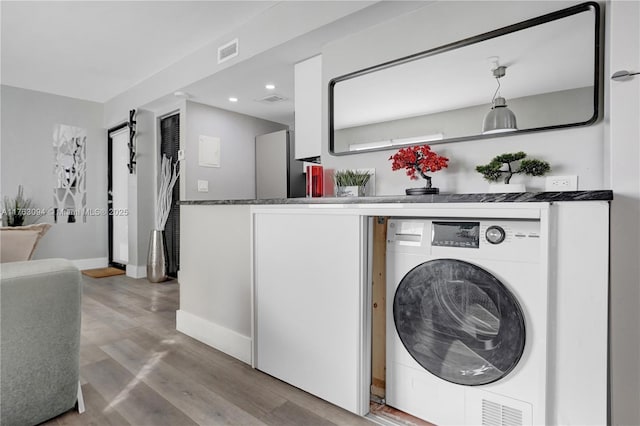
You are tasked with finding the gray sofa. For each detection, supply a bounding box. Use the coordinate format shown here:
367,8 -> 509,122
0,259 -> 83,426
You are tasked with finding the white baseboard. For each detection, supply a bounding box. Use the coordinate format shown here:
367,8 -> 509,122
72,257 -> 108,270
176,310 -> 252,365
126,264 -> 146,279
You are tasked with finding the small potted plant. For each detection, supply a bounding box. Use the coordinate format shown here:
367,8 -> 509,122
2,185 -> 43,226
335,169 -> 372,197
389,145 -> 449,195
476,151 -> 550,193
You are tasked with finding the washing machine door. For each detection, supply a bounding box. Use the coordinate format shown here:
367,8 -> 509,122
393,258 -> 525,386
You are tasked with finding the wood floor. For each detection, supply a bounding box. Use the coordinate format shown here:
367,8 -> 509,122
44,274 -> 372,426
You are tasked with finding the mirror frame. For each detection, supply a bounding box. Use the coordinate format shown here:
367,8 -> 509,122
328,1 -> 602,156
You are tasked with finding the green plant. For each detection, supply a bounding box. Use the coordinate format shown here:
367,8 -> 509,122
2,185 -> 42,226
476,151 -> 550,184
335,169 -> 371,187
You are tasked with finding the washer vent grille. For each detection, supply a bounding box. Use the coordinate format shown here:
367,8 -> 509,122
482,399 -> 523,426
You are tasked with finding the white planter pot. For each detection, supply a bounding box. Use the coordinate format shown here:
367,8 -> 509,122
336,185 -> 364,197
488,183 -> 526,193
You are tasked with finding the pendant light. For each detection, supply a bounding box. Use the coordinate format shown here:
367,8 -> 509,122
482,65 -> 517,134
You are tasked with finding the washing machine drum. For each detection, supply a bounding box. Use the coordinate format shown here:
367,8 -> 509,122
393,258 -> 525,386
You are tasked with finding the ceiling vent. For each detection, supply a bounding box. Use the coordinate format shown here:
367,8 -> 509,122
256,94 -> 288,104
218,39 -> 239,64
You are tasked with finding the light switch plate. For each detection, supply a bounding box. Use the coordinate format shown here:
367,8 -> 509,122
545,175 -> 578,191
197,180 -> 209,192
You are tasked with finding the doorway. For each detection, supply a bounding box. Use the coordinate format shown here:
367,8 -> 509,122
107,124 -> 129,269
160,113 -> 180,277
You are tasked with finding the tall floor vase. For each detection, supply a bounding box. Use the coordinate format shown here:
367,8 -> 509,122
147,229 -> 168,283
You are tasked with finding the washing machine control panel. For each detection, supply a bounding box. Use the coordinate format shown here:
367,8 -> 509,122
432,221 -> 480,248
388,218 -> 541,262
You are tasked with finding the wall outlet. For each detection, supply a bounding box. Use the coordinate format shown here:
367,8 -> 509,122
177,149 -> 185,161
197,180 -> 209,192
545,175 -> 578,191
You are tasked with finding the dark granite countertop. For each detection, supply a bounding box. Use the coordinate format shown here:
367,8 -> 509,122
180,190 -> 613,205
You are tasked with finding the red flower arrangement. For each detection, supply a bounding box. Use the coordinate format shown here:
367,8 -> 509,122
389,145 -> 449,192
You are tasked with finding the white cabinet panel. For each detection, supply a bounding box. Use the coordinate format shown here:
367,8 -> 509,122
294,55 -> 322,160
256,130 -> 289,199
254,212 -> 365,414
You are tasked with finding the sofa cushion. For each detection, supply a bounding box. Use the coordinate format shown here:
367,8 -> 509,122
0,224 -> 52,263
0,259 -> 81,425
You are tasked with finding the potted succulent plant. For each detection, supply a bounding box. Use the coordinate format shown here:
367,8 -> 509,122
335,169 -> 372,197
476,151 -> 550,193
389,145 -> 449,195
2,185 -> 43,226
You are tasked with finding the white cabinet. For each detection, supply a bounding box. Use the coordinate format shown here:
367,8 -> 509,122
294,55 -> 322,160
253,210 -> 367,415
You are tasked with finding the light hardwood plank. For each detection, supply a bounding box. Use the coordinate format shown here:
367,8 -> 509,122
81,358 -> 198,426
41,275 -> 372,426
270,401 -> 336,426
53,383 -> 131,426
101,338 -> 268,426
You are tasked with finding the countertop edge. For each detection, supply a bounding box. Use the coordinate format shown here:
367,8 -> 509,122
180,190 -> 613,205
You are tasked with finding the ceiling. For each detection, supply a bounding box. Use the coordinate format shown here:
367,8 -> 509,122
0,1 -> 440,127
0,1 -> 277,102
139,1 -> 429,126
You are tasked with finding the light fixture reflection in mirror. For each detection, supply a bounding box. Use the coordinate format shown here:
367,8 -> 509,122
348,133 -> 444,152
482,65 -> 518,134
329,2 -> 600,155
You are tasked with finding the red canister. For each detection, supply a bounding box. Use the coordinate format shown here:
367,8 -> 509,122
306,165 -> 324,197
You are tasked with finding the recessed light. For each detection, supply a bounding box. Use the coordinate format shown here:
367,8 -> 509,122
174,91 -> 190,99
265,83 -> 276,90
229,97 -> 238,102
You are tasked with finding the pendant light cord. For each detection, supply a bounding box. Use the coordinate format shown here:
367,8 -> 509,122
491,77 -> 501,105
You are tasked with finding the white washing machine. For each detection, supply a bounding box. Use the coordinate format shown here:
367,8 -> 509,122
386,216 -> 549,426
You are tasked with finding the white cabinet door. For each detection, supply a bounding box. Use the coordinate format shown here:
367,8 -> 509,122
294,55 -> 322,160
254,212 -> 366,415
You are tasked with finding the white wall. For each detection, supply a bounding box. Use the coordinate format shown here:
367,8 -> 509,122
322,1 -> 604,194
183,101 -> 286,200
124,108 -> 156,277
607,1 -> 640,425
0,85 -> 107,263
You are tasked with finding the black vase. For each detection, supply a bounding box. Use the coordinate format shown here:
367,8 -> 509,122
406,187 -> 439,195
406,176 -> 439,195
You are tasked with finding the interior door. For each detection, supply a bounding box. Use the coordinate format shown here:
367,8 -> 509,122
108,125 -> 129,269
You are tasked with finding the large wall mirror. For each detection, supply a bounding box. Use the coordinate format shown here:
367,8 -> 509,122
329,2 -> 601,155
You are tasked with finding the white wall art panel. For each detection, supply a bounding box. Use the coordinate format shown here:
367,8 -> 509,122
53,124 -> 87,223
